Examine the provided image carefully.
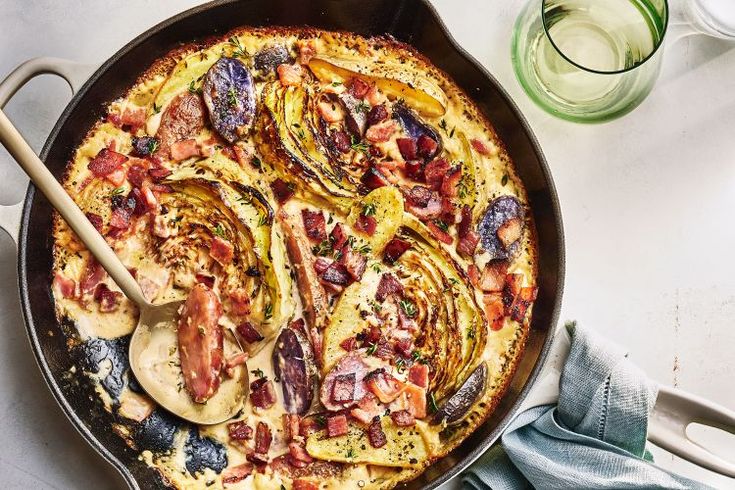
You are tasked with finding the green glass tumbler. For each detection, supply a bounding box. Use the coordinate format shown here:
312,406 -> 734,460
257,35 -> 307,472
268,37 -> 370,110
511,0 -> 669,123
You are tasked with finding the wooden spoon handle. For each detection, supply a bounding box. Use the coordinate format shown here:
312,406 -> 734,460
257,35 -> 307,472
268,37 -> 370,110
0,109 -> 149,307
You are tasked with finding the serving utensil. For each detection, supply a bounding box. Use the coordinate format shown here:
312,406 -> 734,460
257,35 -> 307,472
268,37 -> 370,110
0,108 -> 247,425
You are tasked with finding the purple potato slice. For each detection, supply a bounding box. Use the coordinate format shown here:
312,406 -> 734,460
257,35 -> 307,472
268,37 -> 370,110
202,57 -> 256,143
392,102 -> 442,159
254,44 -> 292,73
432,362 -> 487,425
272,326 -> 317,415
477,195 -> 525,260
338,92 -> 368,138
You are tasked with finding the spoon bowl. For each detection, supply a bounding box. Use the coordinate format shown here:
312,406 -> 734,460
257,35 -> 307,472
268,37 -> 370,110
0,109 -> 248,425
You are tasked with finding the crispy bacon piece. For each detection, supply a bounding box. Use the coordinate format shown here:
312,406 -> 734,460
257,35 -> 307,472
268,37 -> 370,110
350,393 -> 382,424
367,418 -> 387,448
427,221 -> 453,244
52,273 -> 77,299
195,273 -> 215,288
170,138 -> 200,161
148,163 -> 172,182
467,264 -> 480,288
348,77 -> 371,98
228,420 -> 254,440
417,135 -> 438,159
247,452 -> 269,466
366,369 -> 404,403
340,336 -> 358,352
327,414 -> 349,438
210,236 -> 234,266
277,63 -> 303,86
94,283 -> 122,313
330,223 -> 347,250
340,247 -> 367,281
390,409 -> 416,427
406,197 -> 443,220
86,212 -> 104,233
80,259 -> 106,295
289,442 -> 314,464
375,273 -> 403,302
497,217 -> 523,249
228,288 -> 251,316
404,185 -> 432,208
296,39 -> 317,65
483,293 -> 505,331
127,164 -> 147,188
503,273 -> 524,310
317,101 -> 344,123
383,237 -> 411,264
404,159 -> 423,181
354,214 -> 377,236
440,166 -> 462,198
302,209 -> 327,242
365,119 -> 397,143
331,373 -> 356,403
283,414 -> 301,441
408,363 -> 429,388
88,149 -> 128,177
106,167 -> 127,187
367,104 -> 388,126
510,286 -> 538,323
471,138 -> 494,156
396,138 -> 418,161
331,129 -> 351,153
397,306 -> 417,332
177,284 -> 224,403
299,416 -> 323,438
394,337 -> 414,356
424,158 -> 450,190
479,260 -> 508,292
254,421 -> 272,454
270,178 -> 294,204
222,463 -> 254,485
250,378 -> 277,409
361,165 -> 390,190
314,257 -> 332,276
457,231 -> 480,258
293,480 -> 319,490
109,194 -> 136,230
403,384 -> 427,418
320,262 -> 351,286
237,322 -> 264,345
225,352 -> 248,378
321,353 -> 370,410
457,205 -> 472,238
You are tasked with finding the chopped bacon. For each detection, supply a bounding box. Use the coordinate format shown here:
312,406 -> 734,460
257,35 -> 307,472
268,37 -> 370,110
330,223 -> 347,250
254,421 -> 272,454
225,352 -> 248,377
497,217 -> 523,249
296,39 -> 317,65
94,283 -> 122,312
270,178 -> 294,204
483,293 -> 505,331
408,363 -> 429,388
340,247 -> 367,281
246,452 -> 269,466
326,414 -> 348,438
228,288 -> 251,316
375,273 -> 403,302
397,306 -> 417,331
350,393 -> 382,424
210,236 -> 234,266
277,63 -> 303,86
232,145 -> 251,167
510,286 -> 538,323
479,260 -> 508,292
440,166 -> 462,198
320,261 -> 351,286
354,214 -> 377,236
302,209 -> 327,242
383,237 -> 411,264
340,336 -> 358,352
127,164 -> 147,188
440,197 -> 460,224
228,421 -> 254,441
148,163 -> 171,181
367,418 -> 387,448
457,205 -> 472,238
407,196 -> 443,220
394,337 -> 414,357
417,135 -> 439,159
404,185 -> 432,208
237,321 -> 264,343
222,463 -> 254,485
365,120 -> 397,143
314,257 -> 332,276
86,212 -> 104,233
119,107 -> 146,131
140,184 -> 158,211
331,129 -> 351,153
390,409 -> 416,427
468,264 -> 481,288
396,138 -> 418,161
366,369 -> 404,403
300,416 -> 323,437
250,378 -> 277,409
195,273 -> 215,288
367,104 -> 388,126
289,442 -> 314,464
331,373 -> 356,403
366,85 -> 387,106
283,414 -> 301,441
52,273 -> 77,299
88,149 -> 128,177
457,231 -> 480,258
404,159 -> 423,181
471,138 -> 494,156
427,221 -> 453,244
424,158 -> 450,190
170,138 -> 200,161
361,165 -> 390,190
403,383 -> 427,418
503,273 -> 524,311
317,101 -> 344,123
293,480 -> 319,490
348,77 -> 370,98
80,259 -> 106,295
106,167 -> 127,187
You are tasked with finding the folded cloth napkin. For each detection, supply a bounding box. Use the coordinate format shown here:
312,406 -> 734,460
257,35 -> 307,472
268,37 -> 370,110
462,322 -> 713,490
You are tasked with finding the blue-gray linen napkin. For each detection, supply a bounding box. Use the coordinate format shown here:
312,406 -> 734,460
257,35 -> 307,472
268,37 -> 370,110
462,322 -> 712,490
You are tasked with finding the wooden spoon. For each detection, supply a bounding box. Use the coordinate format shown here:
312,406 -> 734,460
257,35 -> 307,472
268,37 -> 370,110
0,109 -> 247,425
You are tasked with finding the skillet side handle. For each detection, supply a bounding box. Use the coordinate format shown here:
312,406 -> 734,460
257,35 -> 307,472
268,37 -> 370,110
649,385 -> 735,478
0,57 -> 97,245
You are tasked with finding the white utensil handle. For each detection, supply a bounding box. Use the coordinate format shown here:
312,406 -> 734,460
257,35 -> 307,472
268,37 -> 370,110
0,58 -> 148,307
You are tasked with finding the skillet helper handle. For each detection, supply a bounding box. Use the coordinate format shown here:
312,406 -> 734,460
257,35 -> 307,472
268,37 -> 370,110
0,61 -> 149,307
0,57 -> 97,244
649,385 -> 735,478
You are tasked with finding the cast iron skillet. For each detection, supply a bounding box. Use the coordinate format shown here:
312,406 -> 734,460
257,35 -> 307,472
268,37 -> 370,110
1,0 -> 564,488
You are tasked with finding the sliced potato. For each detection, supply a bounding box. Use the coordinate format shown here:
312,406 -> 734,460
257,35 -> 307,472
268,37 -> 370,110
306,418 -> 430,468
152,45 -> 221,116
348,186 -> 404,254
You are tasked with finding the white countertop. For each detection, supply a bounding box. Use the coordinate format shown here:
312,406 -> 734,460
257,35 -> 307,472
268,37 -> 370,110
1,0 -> 734,489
